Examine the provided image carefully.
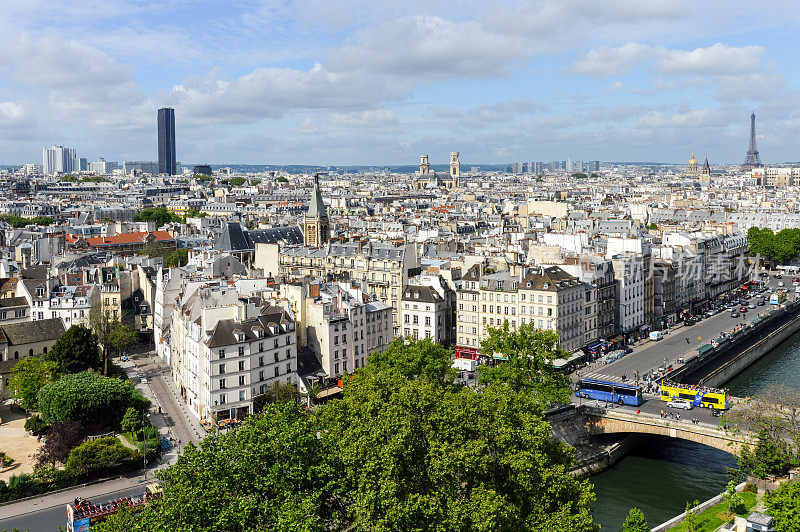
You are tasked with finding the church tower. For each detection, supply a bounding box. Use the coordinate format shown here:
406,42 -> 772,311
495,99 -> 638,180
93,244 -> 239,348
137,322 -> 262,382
700,156 -> 711,183
450,152 -> 460,178
303,173 -> 329,247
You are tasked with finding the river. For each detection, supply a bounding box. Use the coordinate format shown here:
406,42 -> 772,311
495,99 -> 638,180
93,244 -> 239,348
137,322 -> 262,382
591,329 -> 800,529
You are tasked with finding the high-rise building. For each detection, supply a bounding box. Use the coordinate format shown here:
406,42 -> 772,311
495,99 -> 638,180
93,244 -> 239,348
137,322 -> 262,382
77,158 -> 88,172
42,146 -> 77,175
157,107 -> 176,175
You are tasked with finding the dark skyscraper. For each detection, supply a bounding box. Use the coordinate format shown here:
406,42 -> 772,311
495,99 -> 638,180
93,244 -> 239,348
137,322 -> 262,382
157,107 -> 176,175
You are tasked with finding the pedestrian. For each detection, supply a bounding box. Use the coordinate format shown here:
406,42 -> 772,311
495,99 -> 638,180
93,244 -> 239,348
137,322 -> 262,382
686,337 -> 690,344
636,409 -> 641,414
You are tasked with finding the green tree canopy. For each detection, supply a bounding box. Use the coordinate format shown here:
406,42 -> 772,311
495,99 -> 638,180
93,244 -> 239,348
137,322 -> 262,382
0,214 -> 54,228
45,324 -> 100,374
65,437 -> 136,475
132,206 -> 180,227
620,507 -> 648,532
320,369 -> 596,531
477,322 -> 572,407
228,177 -> 246,186
96,404 -> 345,532
37,372 -> 149,427
366,337 -> 456,382
9,356 -> 59,409
765,480 -> 800,532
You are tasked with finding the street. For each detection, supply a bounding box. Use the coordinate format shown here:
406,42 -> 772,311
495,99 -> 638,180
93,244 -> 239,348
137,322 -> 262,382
580,276 -> 786,385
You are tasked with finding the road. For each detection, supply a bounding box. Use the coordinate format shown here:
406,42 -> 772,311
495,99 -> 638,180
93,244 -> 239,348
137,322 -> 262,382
579,276 -> 786,385
0,481 -> 148,532
573,391 -> 723,426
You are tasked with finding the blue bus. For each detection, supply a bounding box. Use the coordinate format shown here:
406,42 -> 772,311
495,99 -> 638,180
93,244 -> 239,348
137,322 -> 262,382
575,378 -> 643,406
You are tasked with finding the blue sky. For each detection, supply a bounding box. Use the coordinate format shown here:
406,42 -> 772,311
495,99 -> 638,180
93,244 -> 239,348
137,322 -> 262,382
1,1 -> 799,166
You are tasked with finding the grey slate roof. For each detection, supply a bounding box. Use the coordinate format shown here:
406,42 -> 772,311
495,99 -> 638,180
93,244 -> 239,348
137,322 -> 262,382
0,318 -> 65,346
306,175 -> 327,218
206,305 -> 293,348
215,223 -> 304,252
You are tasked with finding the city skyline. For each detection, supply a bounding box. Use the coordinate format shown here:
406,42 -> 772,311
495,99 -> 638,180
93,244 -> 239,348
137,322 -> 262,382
1,2 -> 800,165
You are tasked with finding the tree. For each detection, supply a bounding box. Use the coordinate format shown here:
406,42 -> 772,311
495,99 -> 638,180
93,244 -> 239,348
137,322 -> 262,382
120,406 -> 143,434
683,500 -> 700,532
320,370 -> 597,531
477,322 -> 573,407
35,420 -> 83,467
165,248 -> 188,267
95,404 -> 347,532
228,177 -> 246,186
253,382 -> 300,412
275,176 -> 289,183
45,324 -> 100,374
29,216 -> 55,226
571,172 -> 588,179
646,223 -> 658,230
723,480 -> 744,516
765,480 -> 800,532
110,322 -> 137,359
724,383 -> 800,459
65,437 -> 136,474
90,301 -> 117,375
132,206 -> 180,227
37,372 -> 149,428
9,356 -> 59,409
620,507 -> 648,532
366,337 -> 456,382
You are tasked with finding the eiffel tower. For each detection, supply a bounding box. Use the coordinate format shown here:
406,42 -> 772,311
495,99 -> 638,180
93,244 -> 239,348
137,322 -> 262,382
741,111 -> 763,171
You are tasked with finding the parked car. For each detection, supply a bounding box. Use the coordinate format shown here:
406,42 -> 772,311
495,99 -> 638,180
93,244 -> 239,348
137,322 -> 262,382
711,410 -> 724,418
757,300 -> 765,306
748,303 -> 756,309
739,306 -> 748,313
730,312 -> 740,318
779,281 -> 785,287
667,399 -> 693,410
775,273 -> 782,279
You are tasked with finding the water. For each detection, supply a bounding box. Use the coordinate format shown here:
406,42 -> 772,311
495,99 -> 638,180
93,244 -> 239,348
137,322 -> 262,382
592,329 -> 800,529
590,437 -> 736,529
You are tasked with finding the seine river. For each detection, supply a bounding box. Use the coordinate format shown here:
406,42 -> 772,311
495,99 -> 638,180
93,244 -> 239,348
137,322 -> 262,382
591,330 -> 800,529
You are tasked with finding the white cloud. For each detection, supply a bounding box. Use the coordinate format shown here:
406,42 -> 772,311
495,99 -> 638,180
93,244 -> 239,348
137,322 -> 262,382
328,15 -> 528,79
568,43 -> 656,78
656,43 -> 764,75
163,64 -> 409,125
331,109 -> 399,130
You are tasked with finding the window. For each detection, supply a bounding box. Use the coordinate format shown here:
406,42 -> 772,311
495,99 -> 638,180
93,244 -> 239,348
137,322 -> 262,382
274,366 -> 280,377
218,349 -> 225,359
258,356 -> 264,367
335,363 -> 340,374
334,350 -> 339,360
412,315 -> 419,324
238,361 -> 245,371
239,376 -> 246,386
219,378 -> 227,389
258,342 -> 264,352
286,362 -> 292,373
274,339 -> 279,348
218,363 -> 226,374
274,352 -> 279,363
259,370 -> 265,381
404,315 -> 409,323
286,336 -> 291,345
286,349 -> 291,359
425,316 -> 431,326
219,394 -> 227,405
239,390 -> 246,402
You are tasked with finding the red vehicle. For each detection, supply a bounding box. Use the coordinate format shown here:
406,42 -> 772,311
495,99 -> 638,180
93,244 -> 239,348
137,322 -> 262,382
739,306 -> 748,313
775,273 -> 782,279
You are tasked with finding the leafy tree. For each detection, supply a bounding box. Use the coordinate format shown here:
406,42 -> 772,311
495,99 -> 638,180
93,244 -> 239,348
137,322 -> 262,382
724,383 -> 800,460
165,248 -> 188,267
132,206 -> 180,227
228,177 -> 246,186
45,324 -> 100,374
253,382 -> 300,412
65,437 -> 136,474
81,175 -> 107,183
37,372 -> 149,427
35,420 -> 84,467
367,337 -> 456,382
110,322 -> 137,359
683,500 -> 700,532
765,480 -> 800,532
120,406 -> 143,434
723,480 -> 744,516
477,322 -> 573,407
96,404 -> 347,532
646,222 -> 658,230
9,356 -> 59,409
321,370 -> 597,531
571,172 -> 588,179
29,216 -> 55,226
90,301 -> 118,375
194,174 -> 213,182
61,175 -> 78,183
275,176 -> 288,183
620,507 -> 648,532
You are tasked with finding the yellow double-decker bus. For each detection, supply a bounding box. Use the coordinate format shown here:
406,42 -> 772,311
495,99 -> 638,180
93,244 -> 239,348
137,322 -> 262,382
660,381 -> 730,410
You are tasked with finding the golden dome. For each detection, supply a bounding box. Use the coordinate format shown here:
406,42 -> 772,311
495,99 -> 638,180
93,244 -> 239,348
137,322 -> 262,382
689,154 -> 697,164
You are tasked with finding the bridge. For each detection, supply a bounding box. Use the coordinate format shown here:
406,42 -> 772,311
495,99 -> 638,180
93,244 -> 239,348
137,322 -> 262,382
580,405 -> 755,454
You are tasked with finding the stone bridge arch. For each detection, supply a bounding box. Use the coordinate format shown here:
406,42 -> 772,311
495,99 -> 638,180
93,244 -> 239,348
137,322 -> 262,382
580,406 -> 755,455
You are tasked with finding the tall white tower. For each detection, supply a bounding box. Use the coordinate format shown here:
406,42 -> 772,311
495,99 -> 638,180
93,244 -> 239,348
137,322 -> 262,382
450,152 -> 460,178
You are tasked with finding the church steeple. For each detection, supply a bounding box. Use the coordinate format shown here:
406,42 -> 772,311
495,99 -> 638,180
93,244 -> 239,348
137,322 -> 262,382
303,173 -> 330,247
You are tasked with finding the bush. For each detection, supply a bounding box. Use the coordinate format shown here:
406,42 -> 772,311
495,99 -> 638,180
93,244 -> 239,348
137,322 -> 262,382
24,415 -> 49,435
37,372 -> 150,428
745,483 -> 758,493
0,452 -> 14,467
65,437 -> 136,475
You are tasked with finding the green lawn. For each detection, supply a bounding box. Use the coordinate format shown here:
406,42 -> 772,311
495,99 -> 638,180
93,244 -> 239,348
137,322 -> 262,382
667,491 -> 758,532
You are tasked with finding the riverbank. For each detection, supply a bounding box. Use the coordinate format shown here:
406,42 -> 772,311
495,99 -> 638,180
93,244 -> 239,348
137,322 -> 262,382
570,435 -> 643,479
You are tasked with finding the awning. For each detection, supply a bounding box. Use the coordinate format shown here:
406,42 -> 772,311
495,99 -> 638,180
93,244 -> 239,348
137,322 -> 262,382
585,341 -> 604,350
609,335 -> 623,343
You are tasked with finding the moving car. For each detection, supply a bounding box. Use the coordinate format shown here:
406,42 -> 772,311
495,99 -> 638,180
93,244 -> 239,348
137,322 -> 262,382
667,399 -> 693,410
757,300 -> 765,306
748,303 -> 756,309
730,312 -> 740,318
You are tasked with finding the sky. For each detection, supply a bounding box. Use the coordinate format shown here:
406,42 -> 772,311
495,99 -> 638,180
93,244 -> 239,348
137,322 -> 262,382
1,1 -> 800,166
